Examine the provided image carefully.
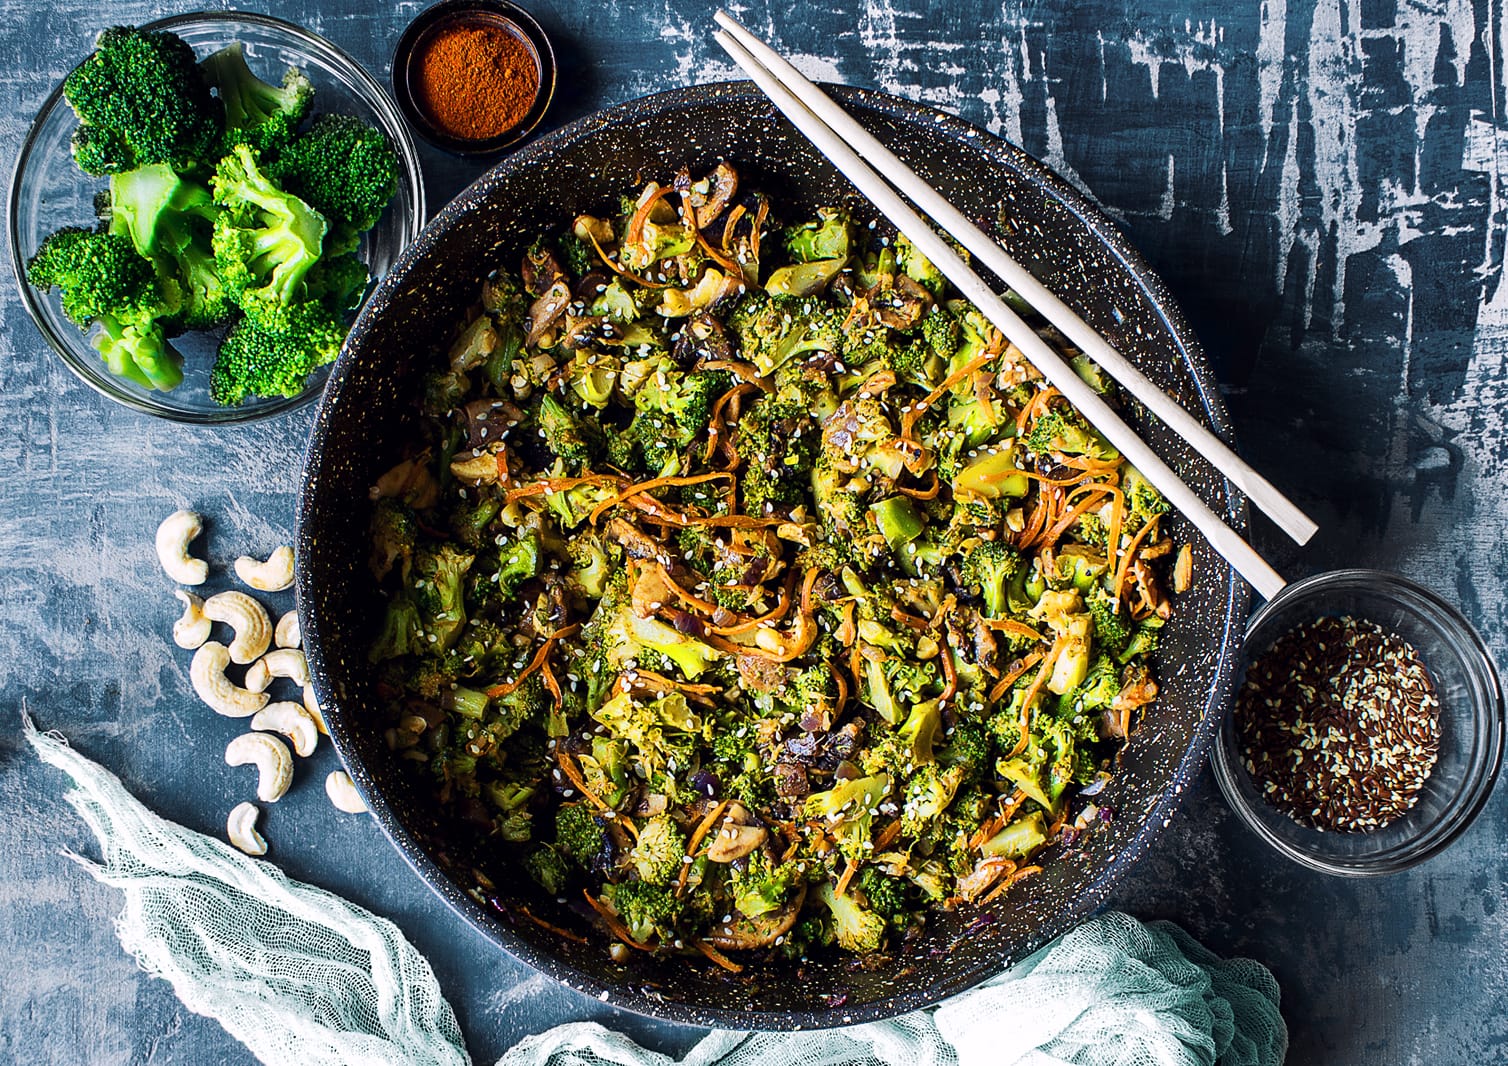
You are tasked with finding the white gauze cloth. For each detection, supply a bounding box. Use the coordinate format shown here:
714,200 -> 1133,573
26,718 -> 468,1066
29,718 -> 1285,1066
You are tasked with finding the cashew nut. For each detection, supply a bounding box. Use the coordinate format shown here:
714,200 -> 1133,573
226,801 -> 267,856
303,684 -> 329,735
325,770 -> 368,813
274,610 -> 301,649
244,648 -> 310,693
156,510 -> 208,586
250,700 -> 319,757
190,641 -> 269,718
234,546 -> 295,592
226,732 -> 293,803
172,590 -> 212,650
202,590 -> 272,664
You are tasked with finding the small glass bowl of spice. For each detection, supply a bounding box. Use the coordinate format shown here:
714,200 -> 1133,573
1211,569 -> 1503,875
393,0 -> 556,155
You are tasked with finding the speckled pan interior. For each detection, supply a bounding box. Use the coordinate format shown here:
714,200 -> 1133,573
295,81 -> 1250,1030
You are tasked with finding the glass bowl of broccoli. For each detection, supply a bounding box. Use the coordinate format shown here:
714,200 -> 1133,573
8,11 -> 425,423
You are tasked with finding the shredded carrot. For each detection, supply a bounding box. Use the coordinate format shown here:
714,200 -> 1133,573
485,624 -> 580,698
554,748 -> 610,815
969,789 -> 1029,849
939,643 -> 959,703
626,183 -> 675,245
589,472 -> 732,524
583,890 -> 656,950
721,203 -> 746,254
711,579 -> 793,637
834,858 -> 861,898
981,618 -> 1046,643
1112,514 -> 1161,606
988,649 -> 1045,704
1038,485 -> 1118,550
895,471 -> 942,500
1005,640 -> 1064,759
694,939 -> 745,973
901,349 -> 999,439
583,226 -> 667,289
1016,495 -> 1050,550
680,193 -> 747,277
505,474 -> 624,503
874,819 -> 903,851
677,799 -> 731,896
1016,385 -> 1061,435
519,905 -> 587,943
541,655 -> 562,706
890,605 -> 931,631
982,864 -> 1043,903
830,658 -> 849,717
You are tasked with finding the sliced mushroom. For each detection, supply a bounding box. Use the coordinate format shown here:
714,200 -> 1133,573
703,883 -> 806,950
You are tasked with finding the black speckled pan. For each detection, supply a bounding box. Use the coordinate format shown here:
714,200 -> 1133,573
296,82 -> 1250,1030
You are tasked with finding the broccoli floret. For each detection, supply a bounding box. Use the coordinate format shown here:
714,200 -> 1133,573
491,531 -> 542,599
524,845 -> 570,896
592,691 -> 704,786
1122,466 -> 1170,530
961,542 -> 1024,620
1069,654 -> 1120,713
200,41 -> 312,153
727,290 -> 844,376
304,253 -> 371,315
814,879 -> 886,954
920,306 -> 960,359
577,736 -> 630,808
1022,407 -> 1118,461
555,801 -> 608,867
738,395 -> 819,515
410,543 -> 474,650
581,576 -> 723,683
26,227 -> 158,328
269,114 -> 398,252
629,813 -> 686,887
369,498 -> 417,581
856,866 -> 908,927
63,26 -> 224,175
940,721 -> 991,778
805,774 -> 891,863
1120,618 -> 1163,663
27,227 -> 186,390
211,143 -> 327,305
565,531 -> 616,599
865,699 -> 944,775
729,849 -> 801,919
782,207 -> 853,264
209,298 -> 344,405
899,762 -> 967,837
603,879 -> 681,944
369,593 -> 422,661
893,233 -> 947,298
861,656 -> 940,726
537,394 -> 602,473
1086,587 -> 1131,657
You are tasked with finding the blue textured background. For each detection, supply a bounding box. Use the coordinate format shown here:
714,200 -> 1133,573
3,1 -> 1505,1063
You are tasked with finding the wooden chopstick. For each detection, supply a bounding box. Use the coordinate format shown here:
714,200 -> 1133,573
715,12 -> 1314,549
712,15 -> 1288,599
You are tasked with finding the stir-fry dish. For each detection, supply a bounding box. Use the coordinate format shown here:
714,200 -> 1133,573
366,163 -> 1181,967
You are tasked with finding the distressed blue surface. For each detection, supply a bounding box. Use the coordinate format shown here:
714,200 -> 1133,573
2,1 -> 1505,1063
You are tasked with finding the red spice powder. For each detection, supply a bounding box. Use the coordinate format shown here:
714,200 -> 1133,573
412,19 -> 539,142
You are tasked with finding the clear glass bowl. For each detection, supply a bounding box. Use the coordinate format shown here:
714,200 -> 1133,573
7,11 -> 425,424
1211,569 -> 1504,875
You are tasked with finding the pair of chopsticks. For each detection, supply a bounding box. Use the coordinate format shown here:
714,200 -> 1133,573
712,12 -> 1311,600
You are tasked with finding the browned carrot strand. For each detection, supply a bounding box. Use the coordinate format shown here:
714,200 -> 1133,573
583,891 -> 656,950
519,905 -> 588,943
677,799 -> 731,896
694,939 -> 745,973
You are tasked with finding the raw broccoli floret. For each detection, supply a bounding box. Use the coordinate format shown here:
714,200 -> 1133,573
629,813 -> 686,887
303,253 -> 371,315
26,227 -> 158,328
270,114 -> 398,253
209,298 -> 344,405
1023,407 -> 1117,461
813,879 -> 886,954
63,26 -> 224,175
603,879 -> 681,944
555,802 -> 607,867
211,143 -> 328,306
26,227 -> 184,391
200,41 -> 312,153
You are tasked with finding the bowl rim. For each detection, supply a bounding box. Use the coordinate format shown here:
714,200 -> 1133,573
390,0 -> 558,156
5,8 -> 427,425
298,79 -> 1251,1029
1211,567 -> 1505,876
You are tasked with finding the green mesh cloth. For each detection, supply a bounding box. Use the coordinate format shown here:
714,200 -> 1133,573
29,718 -> 1284,1066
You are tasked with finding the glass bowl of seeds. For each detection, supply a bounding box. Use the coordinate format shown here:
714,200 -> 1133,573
1211,568 -> 1504,875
